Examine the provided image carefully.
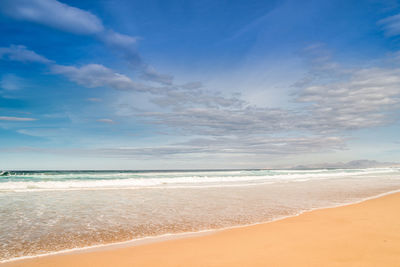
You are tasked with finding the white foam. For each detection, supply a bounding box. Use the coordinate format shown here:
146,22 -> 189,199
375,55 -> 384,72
1,168 -> 398,192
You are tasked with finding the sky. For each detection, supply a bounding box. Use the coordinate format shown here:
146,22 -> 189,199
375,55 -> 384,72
0,0 -> 400,170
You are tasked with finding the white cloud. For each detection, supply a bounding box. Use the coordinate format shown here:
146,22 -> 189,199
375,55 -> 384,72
142,106 -> 297,136
98,29 -> 142,66
293,160 -> 400,169
1,74 -> 25,91
379,13 -> 400,36
140,66 -> 174,85
0,1 -> 174,85
0,0 -> 104,35
51,64 -> 155,92
100,30 -> 138,48
180,81 -> 203,90
0,45 -> 51,64
172,136 -> 345,156
0,45 -> 165,94
0,116 -> 36,121
4,135 -> 345,158
296,67 -> 400,131
96,118 -> 114,124
87,98 -> 102,102
149,88 -> 244,109
0,0 -> 143,66
0,0 -> 145,72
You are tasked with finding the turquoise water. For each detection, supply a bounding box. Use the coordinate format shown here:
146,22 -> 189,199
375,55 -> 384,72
1,168 -> 400,262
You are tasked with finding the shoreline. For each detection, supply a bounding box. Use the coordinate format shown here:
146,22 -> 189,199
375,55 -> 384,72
2,188 -> 400,266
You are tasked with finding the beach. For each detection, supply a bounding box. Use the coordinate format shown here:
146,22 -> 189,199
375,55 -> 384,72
2,191 -> 400,266
1,169 -> 400,264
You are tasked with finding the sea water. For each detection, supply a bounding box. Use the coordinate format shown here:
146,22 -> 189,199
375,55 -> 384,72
1,168 -> 400,262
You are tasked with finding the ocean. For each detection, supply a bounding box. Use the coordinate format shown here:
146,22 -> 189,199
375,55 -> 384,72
1,168 -> 400,262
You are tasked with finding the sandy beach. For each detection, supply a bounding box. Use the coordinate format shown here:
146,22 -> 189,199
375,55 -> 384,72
3,192 -> 400,267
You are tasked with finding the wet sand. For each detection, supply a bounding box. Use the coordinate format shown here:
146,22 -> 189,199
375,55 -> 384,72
3,192 -> 400,267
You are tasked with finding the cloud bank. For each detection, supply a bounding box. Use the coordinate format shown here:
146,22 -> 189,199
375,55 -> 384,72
2,43 -> 400,158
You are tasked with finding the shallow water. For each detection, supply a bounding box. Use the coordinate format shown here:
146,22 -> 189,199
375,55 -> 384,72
1,168 -> 400,261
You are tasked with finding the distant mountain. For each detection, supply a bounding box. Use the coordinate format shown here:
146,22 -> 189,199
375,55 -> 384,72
292,160 -> 400,169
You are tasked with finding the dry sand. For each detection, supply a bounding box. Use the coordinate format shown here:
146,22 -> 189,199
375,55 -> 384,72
3,192 -> 400,267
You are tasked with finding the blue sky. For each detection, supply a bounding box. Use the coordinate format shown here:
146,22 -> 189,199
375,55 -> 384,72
1,0 -> 400,170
